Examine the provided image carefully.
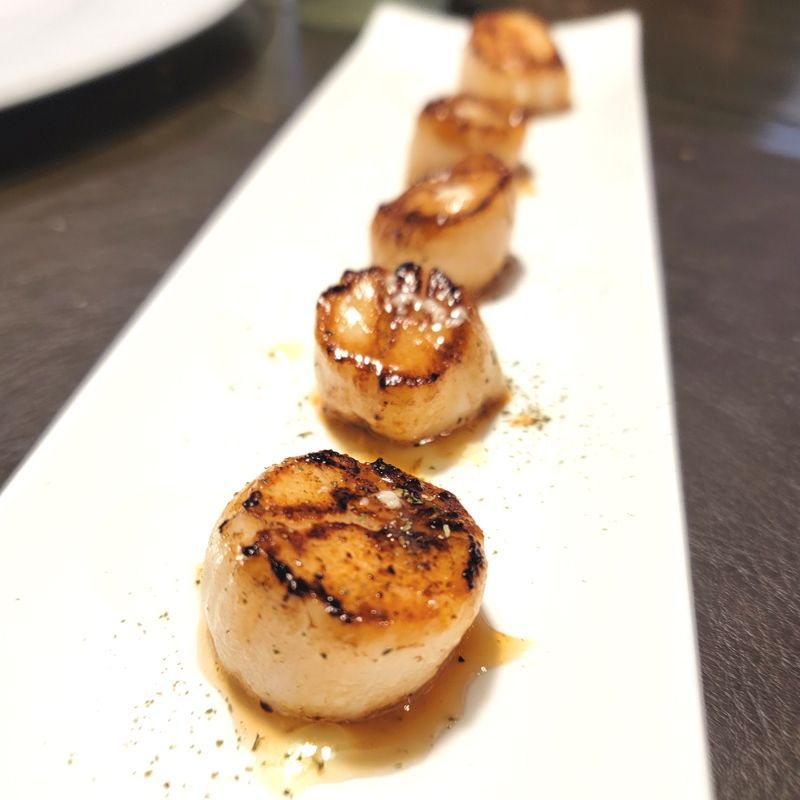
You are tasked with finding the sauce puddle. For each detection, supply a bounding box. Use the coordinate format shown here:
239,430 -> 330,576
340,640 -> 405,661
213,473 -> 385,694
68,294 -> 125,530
198,613 -> 528,795
313,394 -> 507,477
267,341 -> 305,362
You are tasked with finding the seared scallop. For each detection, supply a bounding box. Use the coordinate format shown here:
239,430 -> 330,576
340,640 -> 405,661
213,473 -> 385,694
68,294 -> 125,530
407,94 -> 528,185
315,263 -> 505,443
201,450 -> 488,722
460,10 -> 570,113
372,153 -> 515,295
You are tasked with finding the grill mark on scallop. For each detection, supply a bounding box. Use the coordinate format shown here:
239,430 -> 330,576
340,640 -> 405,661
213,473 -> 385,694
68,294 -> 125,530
376,154 -> 512,231
422,94 -> 527,133
317,266 -> 472,389
219,451 -> 485,624
469,11 -> 563,71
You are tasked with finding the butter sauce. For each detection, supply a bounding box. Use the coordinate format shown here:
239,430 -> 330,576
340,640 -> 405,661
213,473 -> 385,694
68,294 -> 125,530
266,341 -> 305,361
198,614 -> 529,795
313,392 -> 507,476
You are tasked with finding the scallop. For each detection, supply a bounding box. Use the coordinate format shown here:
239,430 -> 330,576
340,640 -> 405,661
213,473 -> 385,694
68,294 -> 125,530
372,153 -> 515,295
460,9 -> 570,113
315,263 -> 506,443
406,94 -> 528,185
201,450 -> 488,722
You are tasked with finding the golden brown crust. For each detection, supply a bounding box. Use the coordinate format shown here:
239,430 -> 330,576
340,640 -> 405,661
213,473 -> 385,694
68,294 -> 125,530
373,153 -> 512,235
469,10 -> 563,73
420,94 -> 527,142
316,264 -> 474,390
216,451 -> 486,627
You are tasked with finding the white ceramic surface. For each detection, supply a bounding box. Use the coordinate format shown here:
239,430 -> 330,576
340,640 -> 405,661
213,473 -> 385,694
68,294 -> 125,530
0,5 -> 714,798
0,0 -> 242,110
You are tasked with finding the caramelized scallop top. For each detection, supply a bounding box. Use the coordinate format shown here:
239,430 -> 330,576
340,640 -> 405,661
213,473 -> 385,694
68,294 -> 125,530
470,10 -> 562,72
421,94 -> 527,142
375,153 -> 512,231
317,264 -> 475,389
217,451 -> 486,628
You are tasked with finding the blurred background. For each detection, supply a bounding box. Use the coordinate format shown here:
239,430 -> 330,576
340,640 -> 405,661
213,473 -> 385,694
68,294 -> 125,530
0,1 -> 798,798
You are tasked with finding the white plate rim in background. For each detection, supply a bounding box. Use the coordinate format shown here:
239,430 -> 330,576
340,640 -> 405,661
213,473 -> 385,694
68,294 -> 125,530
0,0 -> 242,111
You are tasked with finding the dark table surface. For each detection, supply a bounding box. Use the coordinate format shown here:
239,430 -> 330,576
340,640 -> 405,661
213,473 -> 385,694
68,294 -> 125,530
1,1 -> 798,797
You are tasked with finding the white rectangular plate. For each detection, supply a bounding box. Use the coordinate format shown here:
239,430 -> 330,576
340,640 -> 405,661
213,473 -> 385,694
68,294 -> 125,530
0,5 -> 713,799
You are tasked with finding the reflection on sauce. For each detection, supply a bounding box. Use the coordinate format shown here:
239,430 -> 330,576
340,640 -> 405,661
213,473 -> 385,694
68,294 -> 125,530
312,392 -> 507,477
198,613 -> 529,795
